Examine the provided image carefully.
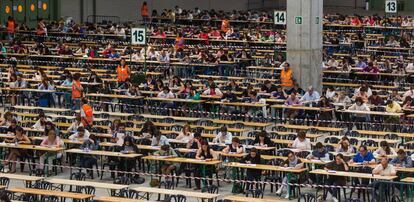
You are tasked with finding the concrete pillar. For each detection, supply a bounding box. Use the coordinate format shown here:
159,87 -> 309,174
287,0 -> 323,92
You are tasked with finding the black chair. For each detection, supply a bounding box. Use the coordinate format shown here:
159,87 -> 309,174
33,181 -> 51,190
41,195 -> 59,202
80,185 -> 96,195
170,194 -> 187,202
245,188 -> 264,198
345,199 -> 362,202
201,185 -> 219,194
0,177 -> 10,188
298,193 -> 317,202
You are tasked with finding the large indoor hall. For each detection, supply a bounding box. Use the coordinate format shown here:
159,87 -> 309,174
0,0 -> 414,201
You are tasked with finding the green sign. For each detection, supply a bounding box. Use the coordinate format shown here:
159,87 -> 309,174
316,16 -> 320,24
295,16 -> 302,25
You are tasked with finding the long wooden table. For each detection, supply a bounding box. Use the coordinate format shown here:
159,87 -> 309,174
310,169 -> 398,181
131,187 -> 219,200
9,187 -> 94,200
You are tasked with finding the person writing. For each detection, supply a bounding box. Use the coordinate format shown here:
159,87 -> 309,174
372,156 -> 397,176
222,137 -> 244,154
3,127 -> 31,173
391,149 -> 412,168
276,151 -> 304,198
349,145 -> 376,164
194,141 -> 217,190
324,154 -> 349,202
213,126 -> 232,144
289,131 -> 311,151
240,148 -> 262,191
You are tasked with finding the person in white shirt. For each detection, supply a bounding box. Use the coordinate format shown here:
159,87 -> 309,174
403,86 -> 414,100
111,123 -> 127,146
157,86 -> 175,99
374,141 -> 397,157
32,113 -> 52,131
300,86 -> 320,103
67,115 -> 84,133
325,86 -> 336,100
175,124 -> 194,143
372,156 -> 397,176
114,26 -> 126,39
202,84 -> 223,97
289,131 -> 311,150
348,97 -> 370,122
213,126 -> 232,144
354,84 -> 373,97
68,127 -> 90,141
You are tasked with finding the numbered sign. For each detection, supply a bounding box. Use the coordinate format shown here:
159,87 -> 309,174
385,0 -> 397,13
131,28 -> 146,45
274,11 -> 286,25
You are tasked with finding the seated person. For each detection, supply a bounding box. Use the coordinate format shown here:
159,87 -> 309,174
276,151 -> 304,198
68,127 -> 90,142
111,123 -> 127,146
151,131 -> 169,146
349,145 -> 375,164
175,124 -> 194,143
3,127 -> 31,173
284,91 -> 302,119
289,131 -> 311,151
223,137 -> 244,154
261,80 -> 277,94
372,156 -> 397,176
194,141 -> 217,190
6,119 -> 18,134
385,100 -> 402,123
212,126 -> 232,144
324,154 -> 349,202
306,142 -> 329,160
252,131 -> 274,147
240,148 -> 262,191
202,84 -> 223,97
32,112 -> 52,131
187,132 -> 203,149
300,86 -> 320,104
391,149 -> 413,168
374,141 -> 397,157
154,144 -> 178,178
368,91 -> 383,106
271,85 -> 287,99
79,134 -> 99,177
39,129 -> 64,172
67,114 -> 83,133
119,136 -> 139,172
336,137 -> 355,154
348,97 -> 370,122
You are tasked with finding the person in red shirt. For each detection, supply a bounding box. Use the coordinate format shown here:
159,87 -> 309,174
6,16 -> 15,41
199,29 -> 210,45
209,28 -> 221,39
351,17 -> 362,26
141,1 -> 149,23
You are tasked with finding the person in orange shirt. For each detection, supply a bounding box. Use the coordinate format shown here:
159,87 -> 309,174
141,1 -> 149,23
175,33 -> 184,50
117,58 -> 130,88
6,16 -> 15,41
280,62 -> 294,89
80,98 -> 93,128
221,19 -> 230,33
72,73 -> 83,110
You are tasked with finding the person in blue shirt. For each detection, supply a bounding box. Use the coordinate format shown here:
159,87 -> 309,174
108,49 -> 120,59
300,86 -> 320,103
349,145 -> 375,164
391,149 -> 413,168
356,57 -> 367,69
